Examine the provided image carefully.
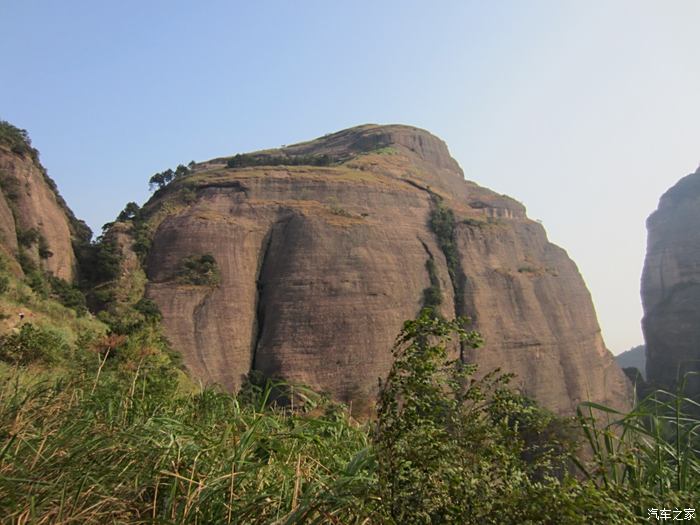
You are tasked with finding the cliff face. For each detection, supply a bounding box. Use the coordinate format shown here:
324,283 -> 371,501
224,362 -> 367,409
129,124 -> 629,415
642,167 -> 700,395
0,122 -> 89,281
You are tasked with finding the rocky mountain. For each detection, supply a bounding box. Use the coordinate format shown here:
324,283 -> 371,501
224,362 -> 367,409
642,167 -> 700,395
104,124 -> 630,415
0,121 -> 90,282
615,345 -> 646,379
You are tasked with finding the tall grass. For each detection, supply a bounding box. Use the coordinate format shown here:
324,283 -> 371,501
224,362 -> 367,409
575,372 -> 700,515
0,362 -> 376,524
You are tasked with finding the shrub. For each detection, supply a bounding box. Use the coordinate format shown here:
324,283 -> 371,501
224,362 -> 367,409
518,265 -> 539,274
181,187 -> 197,204
26,270 -> 50,298
329,204 -> 352,217
0,323 -> 70,365
17,249 -> 36,274
48,275 -> 87,316
226,153 -> 334,168
78,236 -> 121,285
16,227 -> 40,248
37,234 -> 52,259
116,201 -> 141,222
0,170 -> 21,201
0,120 -> 39,161
134,297 -> 162,324
373,309 -> 629,524
428,195 -> 466,317
176,254 -> 220,286
422,257 -> 442,309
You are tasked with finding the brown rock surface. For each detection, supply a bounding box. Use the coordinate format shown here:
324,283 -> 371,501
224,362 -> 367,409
0,127 -> 88,281
137,124 -> 629,415
641,167 -> 700,394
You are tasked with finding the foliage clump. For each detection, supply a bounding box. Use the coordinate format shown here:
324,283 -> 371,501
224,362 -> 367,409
421,257 -> 442,309
0,120 -> 39,161
0,323 -> 71,365
226,153 -> 334,169
428,195 -> 466,317
374,309 -> 604,523
176,254 -> 221,286
148,163 -> 192,191
47,275 -> 88,315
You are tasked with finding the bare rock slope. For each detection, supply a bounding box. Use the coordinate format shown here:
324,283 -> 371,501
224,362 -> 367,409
0,122 -> 89,281
642,167 -> 700,395
128,124 -> 628,415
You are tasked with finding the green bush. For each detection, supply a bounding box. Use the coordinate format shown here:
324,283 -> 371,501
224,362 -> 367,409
422,257 -> 442,309
116,201 -> 141,222
176,254 -> 220,286
0,323 -> 71,365
0,170 -> 21,201
226,153 -> 334,168
134,297 -> 162,324
373,309 -> 634,524
16,227 -> 40,248
131,221 -> 152,263
37,233 -> 52,259
48,275 -> 87,315
0,120 -> 39,160
78,235 -> 121,285
26,270 -> 50,298
428,195 -> 466,317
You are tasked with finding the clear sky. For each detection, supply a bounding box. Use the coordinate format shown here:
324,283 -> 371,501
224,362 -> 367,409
1,1 -> 698,354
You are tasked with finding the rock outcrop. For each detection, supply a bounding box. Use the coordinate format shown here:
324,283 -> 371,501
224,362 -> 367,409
642,167 -> 700,395
0,121 -> 89,281
119,124 -> 631,415
615,345 -> 646,379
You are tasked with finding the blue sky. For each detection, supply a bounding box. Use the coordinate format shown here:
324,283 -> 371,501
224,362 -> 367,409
2,1 -> 699,354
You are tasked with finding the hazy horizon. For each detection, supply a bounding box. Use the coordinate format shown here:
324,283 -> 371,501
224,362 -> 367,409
2,1 -> 699,354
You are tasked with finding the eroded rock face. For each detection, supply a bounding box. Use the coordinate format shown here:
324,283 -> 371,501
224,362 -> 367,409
140,124 -> 630,415
642,167 -> 700,395
0,129 -> 88,281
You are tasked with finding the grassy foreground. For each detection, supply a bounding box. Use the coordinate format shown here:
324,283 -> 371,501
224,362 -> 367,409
0,310 -> 698,524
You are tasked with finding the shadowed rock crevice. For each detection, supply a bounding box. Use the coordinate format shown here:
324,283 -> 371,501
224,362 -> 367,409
426,195 -> 473,362
251,228 -> 275,371
419,240 -> 442,310
192,287 -> 217,380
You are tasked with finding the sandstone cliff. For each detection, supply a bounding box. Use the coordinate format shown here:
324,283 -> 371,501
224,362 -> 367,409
113,124 -> 629,415
0,121 -> 89,281
642,167 -> 700,395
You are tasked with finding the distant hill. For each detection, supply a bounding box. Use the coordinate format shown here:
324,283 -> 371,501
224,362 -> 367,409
615,345 -> 646,378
